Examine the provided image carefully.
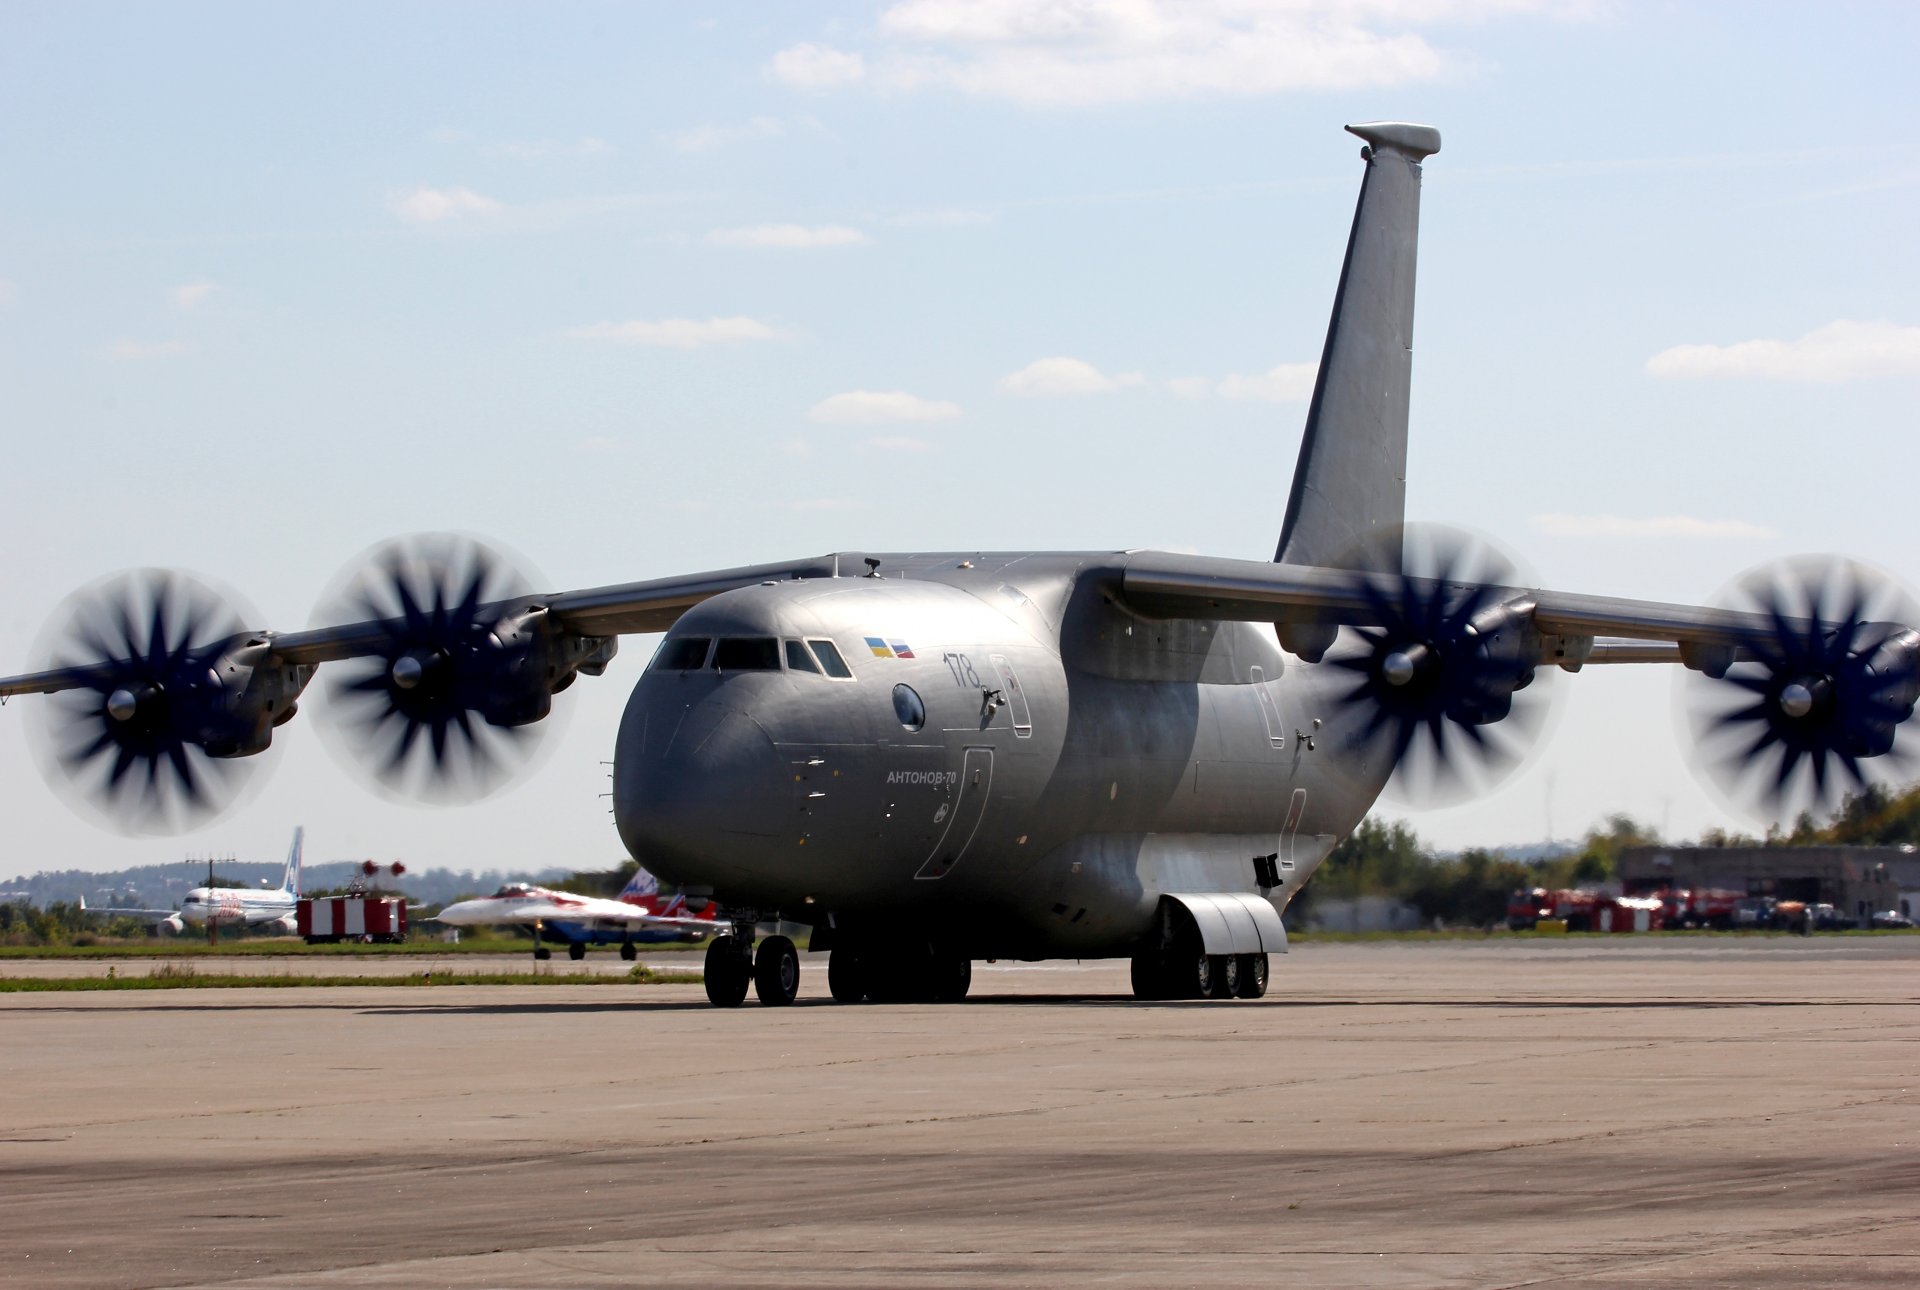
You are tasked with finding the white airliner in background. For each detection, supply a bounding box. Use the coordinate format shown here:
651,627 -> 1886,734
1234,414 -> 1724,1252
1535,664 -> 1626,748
83,827 -> 306,934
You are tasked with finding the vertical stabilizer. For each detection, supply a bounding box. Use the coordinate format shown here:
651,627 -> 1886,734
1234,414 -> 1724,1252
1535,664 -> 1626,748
1275,122 -> 1440,570
282,826 -> 304,897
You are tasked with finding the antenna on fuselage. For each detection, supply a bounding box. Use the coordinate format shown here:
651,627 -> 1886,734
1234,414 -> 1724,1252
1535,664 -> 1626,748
864,558 -> 882,578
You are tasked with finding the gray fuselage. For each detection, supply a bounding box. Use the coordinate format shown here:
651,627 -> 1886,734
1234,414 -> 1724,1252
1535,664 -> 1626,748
612,552 -> 1393,960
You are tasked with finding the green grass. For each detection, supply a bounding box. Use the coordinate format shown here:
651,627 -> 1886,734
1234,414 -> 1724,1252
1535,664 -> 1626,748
0,963 -> 704,991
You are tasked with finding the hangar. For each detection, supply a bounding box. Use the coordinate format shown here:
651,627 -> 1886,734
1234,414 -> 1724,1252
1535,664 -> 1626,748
1618,845 -> 1906,922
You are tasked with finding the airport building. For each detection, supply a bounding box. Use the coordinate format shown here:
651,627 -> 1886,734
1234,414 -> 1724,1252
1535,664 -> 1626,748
1618,845 -> 1908,922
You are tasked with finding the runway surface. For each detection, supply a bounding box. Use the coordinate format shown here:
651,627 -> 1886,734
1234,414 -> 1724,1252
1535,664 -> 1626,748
2,937 -> 1915,1288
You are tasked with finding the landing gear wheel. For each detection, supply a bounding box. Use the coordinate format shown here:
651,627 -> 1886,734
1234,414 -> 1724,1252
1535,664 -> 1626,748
1234,953 -> 1268,999
619,941 -> 637,962
703,935 -> 751,1008
929,953 -> 972,1003
1205,954 -> 1239,1000
1130,952 -> 1169,1001
567,941 -> 586,962
1190,952 -> 1214,999
754,935 -> 800,1006
828,948 -> 867,1002
533,945 -> 552,961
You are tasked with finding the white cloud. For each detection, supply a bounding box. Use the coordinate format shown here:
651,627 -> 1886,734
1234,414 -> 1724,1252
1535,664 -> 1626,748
1645,320 -> 1920,382
999,356 -> 1143,397
1529,513 -> 1778,540
809,390 -> 962,424
494,137 -> 612,160
663,116 -> 788,153
769,42 -> 868,89
706,224 -> 869,249
567,317 -> 786,349
108,339 -> 188,360
172,281 -> 218,310
393,186 -> 503,223
767,1 -> 1580,107
1216,361 -> 1318,402
870,434 -> 937,452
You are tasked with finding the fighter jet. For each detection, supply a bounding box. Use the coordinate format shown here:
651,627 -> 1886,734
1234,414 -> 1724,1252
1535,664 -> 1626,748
435,877 -> 717,962
5,123 -> 1916,1009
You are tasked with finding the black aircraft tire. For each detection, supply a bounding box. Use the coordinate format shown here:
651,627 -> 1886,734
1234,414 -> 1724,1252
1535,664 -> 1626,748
619,941 -> 637,962
753,935 -> 801,1007
533,946 -> 552,962
930,954 -> 972,1003
703,936 -> 751,1008
1130,952 -> 1168,1001
827,948 -> 867,1002
1234,953 -> 1268,999
1188,952 -> 1213,999
1206,954 -> 1240,1000
567,941 -> 586,962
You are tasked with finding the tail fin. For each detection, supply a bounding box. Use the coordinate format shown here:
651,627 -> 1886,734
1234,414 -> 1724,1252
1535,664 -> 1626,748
618,866 -> 660,902
282,827 -> 304,896
1275,122 -> 1440,571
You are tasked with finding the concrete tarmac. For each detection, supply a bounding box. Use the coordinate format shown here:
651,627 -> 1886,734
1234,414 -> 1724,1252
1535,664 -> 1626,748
2,936 -> 1915,1288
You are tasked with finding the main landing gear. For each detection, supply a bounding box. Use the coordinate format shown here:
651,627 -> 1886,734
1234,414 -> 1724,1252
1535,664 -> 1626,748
703,926 -> 801,1007
1130,949 -> 1269,1001
825,940 -> 972,1004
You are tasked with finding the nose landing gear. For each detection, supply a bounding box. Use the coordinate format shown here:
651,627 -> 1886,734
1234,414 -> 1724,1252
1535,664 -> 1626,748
702,924 -> 801,1007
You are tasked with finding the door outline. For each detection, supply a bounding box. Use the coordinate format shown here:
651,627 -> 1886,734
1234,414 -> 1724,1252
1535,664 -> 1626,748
915,747 -> 994,880
989,654 -> 1032,738
1280,788 -> 1306,871
1249,666 -> 1284,749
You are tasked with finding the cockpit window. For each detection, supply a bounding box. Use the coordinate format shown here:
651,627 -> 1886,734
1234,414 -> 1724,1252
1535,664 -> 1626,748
784,639 -> 821,674
712,637 -> 780,671
810,639 -> 853,679
655,637 -> 712,671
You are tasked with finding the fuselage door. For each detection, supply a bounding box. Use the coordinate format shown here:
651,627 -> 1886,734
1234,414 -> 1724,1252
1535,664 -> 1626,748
1249,666 -> 1284,749
989,654 -> 1032,738
915,746 -> 994,880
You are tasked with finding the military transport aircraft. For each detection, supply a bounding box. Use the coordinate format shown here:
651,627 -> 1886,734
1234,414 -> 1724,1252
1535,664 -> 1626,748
4,122 -> 1916,1008
435,870 -> 717,962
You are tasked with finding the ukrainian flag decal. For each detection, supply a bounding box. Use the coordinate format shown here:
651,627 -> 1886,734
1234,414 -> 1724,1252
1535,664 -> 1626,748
865,637 -> 894,658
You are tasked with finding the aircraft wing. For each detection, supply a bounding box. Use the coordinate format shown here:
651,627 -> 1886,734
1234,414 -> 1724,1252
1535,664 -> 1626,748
435,895 -> 714,931
1113,550 -> 1850,668
79,901 -> 180,923
0,554 -> 848,699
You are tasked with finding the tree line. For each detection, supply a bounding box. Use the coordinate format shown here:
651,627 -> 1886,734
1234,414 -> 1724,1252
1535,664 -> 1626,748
1292,780 -> 1920,930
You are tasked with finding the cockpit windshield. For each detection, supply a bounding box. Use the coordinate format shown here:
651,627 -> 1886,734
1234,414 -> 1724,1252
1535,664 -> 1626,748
712,637 -> 780,671
654,637 -> 712,671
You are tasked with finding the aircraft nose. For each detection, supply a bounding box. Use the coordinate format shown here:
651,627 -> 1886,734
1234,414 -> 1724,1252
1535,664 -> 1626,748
613,695 -> 787,880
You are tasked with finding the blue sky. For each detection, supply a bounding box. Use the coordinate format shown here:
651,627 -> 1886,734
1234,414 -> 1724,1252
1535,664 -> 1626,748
3,2 -> 1918,880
